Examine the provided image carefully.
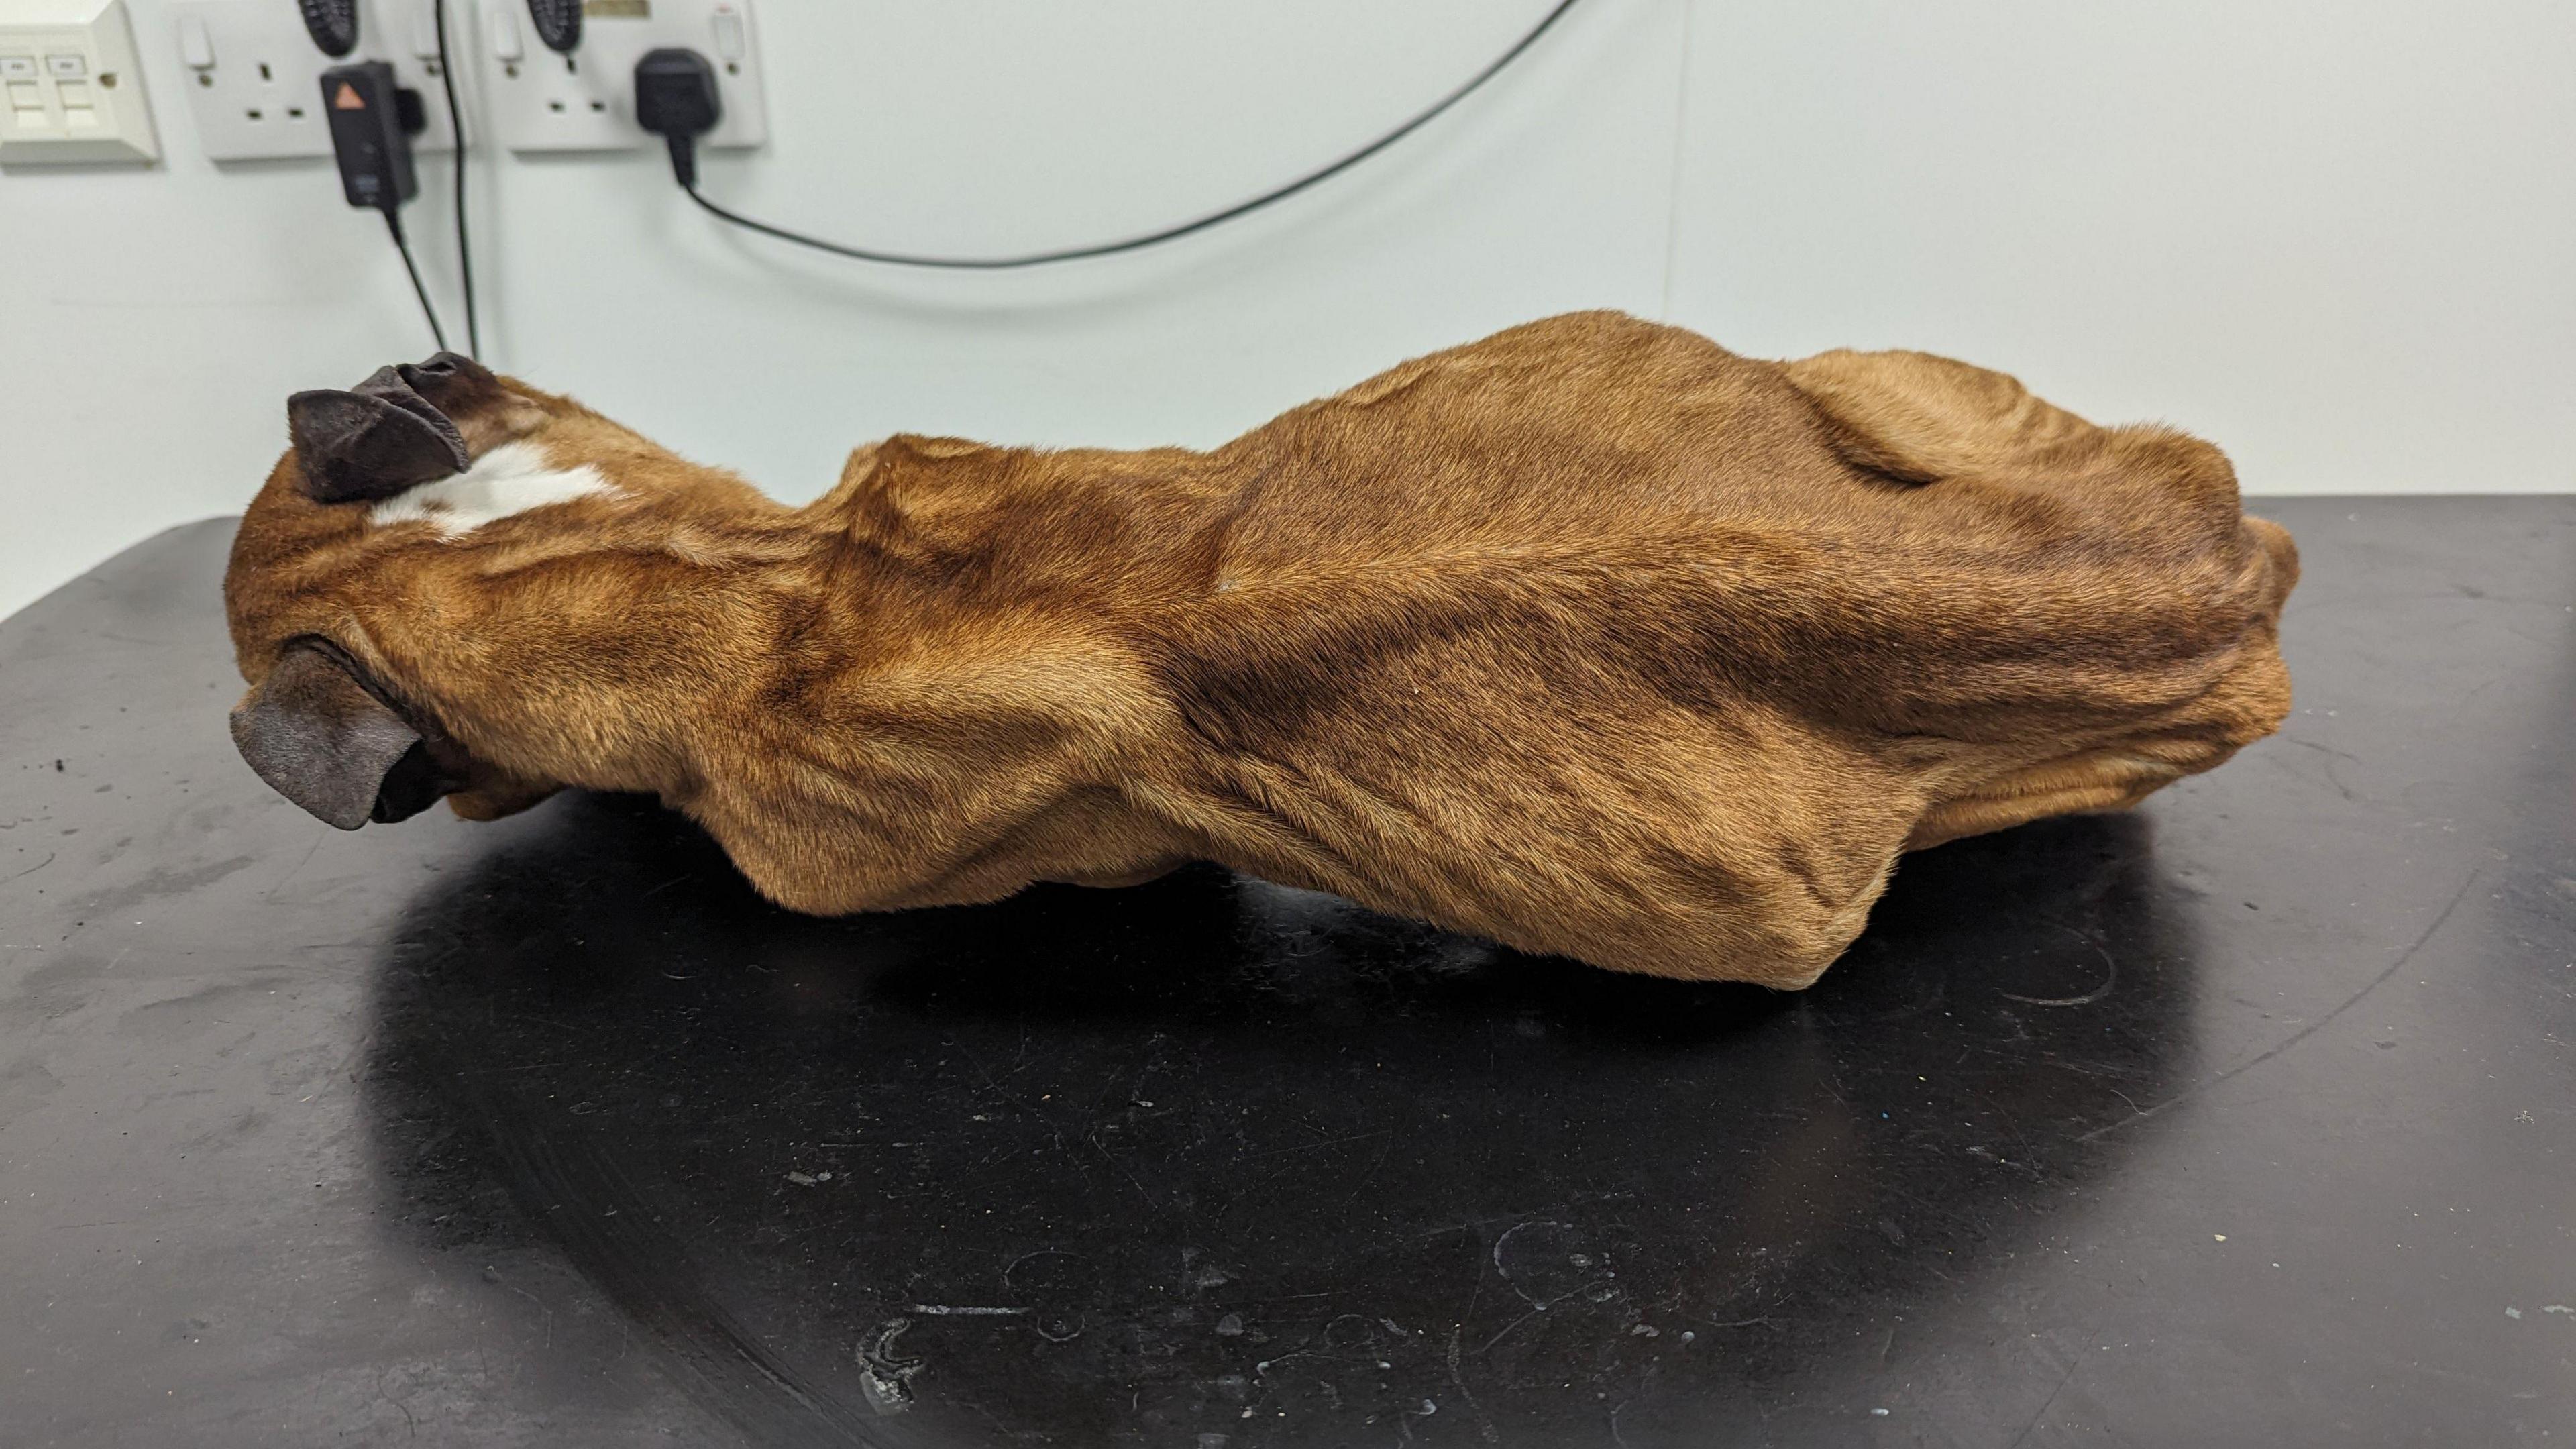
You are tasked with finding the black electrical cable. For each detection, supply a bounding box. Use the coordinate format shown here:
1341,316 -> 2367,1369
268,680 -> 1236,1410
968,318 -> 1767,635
431,0 -> 478,357
384,211 -> 451,352
669,0 -> 1582,269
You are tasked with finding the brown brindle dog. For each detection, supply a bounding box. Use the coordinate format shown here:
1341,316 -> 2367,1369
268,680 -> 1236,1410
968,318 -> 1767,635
223,311 -> 2296,987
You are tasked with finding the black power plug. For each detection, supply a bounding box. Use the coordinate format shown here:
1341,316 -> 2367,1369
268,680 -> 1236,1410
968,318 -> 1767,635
321,60 -> 450,352
320,61 -> 417,213
633,47 -> 720,188
303,5 -> 475,357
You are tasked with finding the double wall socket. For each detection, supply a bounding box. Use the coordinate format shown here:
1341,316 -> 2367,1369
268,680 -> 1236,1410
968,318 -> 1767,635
171,0 -> 455,162
164,1 -> 763,162
480,0 -> 762,154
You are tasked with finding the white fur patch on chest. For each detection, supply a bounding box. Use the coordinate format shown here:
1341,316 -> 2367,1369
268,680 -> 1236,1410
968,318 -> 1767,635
370,440 -> 619,539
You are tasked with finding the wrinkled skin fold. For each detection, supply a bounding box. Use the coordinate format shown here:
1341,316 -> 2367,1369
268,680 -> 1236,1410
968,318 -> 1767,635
223,312 -> 2296,987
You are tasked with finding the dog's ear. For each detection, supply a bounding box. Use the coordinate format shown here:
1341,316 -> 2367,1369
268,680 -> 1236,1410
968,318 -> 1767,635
229,646 -> 453,829
287,364 -> 472,504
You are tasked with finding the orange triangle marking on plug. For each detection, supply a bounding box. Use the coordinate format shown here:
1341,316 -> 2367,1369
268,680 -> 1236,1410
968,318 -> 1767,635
331,82 -> 364,110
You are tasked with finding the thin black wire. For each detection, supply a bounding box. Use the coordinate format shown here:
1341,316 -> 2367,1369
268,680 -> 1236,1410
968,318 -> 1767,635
384,211 -> 451,352
678,0 -> 1582,269
431,0 -> 478,356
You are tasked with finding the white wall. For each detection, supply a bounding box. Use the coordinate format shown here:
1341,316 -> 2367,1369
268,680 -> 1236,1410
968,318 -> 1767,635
1674,1 -> 2576,502
2,0 -> 2569,621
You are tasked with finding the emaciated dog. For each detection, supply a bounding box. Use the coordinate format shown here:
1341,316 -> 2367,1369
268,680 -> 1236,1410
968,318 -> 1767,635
223,311 -> 2296,987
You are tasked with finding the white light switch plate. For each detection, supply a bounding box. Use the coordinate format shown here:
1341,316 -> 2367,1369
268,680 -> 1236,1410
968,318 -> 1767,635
170,0 -> 455,162
0,0 -> 160,166
480,0 -> 762,154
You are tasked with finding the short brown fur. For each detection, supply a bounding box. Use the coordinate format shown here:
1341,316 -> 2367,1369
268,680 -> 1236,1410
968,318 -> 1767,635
224,312 -> 2296,987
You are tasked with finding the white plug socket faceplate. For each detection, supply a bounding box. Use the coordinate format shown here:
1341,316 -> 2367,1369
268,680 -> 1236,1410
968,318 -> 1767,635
171,0 -> 457,162
480,0 -> 762,154
0,0 -> 160,166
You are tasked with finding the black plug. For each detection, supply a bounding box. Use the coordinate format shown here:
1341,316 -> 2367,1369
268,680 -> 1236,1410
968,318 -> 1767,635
322,60 -> 449,352
633,48 -> 720,189
320,61 -> 417,215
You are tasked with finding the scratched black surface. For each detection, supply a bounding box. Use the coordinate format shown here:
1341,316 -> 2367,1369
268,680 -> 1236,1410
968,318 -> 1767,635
1,499 -> 2570,1447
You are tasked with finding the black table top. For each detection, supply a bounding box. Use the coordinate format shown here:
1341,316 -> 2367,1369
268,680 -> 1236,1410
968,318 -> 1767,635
2,499 -> 2569,1447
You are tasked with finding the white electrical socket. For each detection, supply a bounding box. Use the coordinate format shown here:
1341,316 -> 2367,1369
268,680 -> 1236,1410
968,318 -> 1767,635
480,0 -> 762,154
171,0 -> 456,162
0,0 -> 160,166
